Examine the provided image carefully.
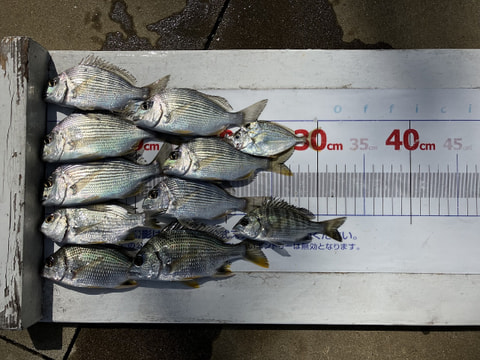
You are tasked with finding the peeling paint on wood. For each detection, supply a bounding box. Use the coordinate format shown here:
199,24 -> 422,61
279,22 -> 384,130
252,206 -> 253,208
0,37 -> 48,329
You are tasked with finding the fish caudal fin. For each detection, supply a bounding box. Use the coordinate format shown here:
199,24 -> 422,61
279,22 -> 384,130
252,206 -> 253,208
147,75 -> 170,95
268,147 -> 294,176
143,211 -> 168,229
318,217 -> 347,242
243,242 -> 269,268
240,99 -> 268,123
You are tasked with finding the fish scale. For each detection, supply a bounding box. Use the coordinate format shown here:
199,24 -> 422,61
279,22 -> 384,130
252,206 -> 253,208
161,89 -> 238,127
142,176 -> 247,220
163,137 -> 273,181
45,55 -> 169,111
43,113 -> 153,162
41,204 -> 148,245
41,245 -> 136,289
128,224 -> 268,285
232,198 -> 346,244
43,159 -> 161,206
59,64 -> 146,110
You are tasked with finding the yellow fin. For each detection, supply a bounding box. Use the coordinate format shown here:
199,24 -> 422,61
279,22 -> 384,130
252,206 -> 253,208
115,280 -> 138,289
181,279 -> 200,288
214,263 -> 235,278
243,242 -> 269,268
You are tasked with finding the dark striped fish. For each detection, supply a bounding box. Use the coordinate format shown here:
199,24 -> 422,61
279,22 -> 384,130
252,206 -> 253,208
162,137 -> 292,181
42,159 -> 161,206
42,113 -> 154,162
123,88 -> 267,136
45,55 -> 168,111
129,222 -> 268,287
232,198 -> 347,244
142,176 -> 264,221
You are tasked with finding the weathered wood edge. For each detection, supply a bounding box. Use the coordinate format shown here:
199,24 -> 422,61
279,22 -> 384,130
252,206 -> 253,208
0,36 -> 48,329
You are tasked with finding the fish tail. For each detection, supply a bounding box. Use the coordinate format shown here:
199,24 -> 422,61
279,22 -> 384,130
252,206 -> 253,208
268,147 -> 294,176
143,211 -> 166,229
317,217 -> 347,242
242,241 -> 269,268
239,99 -> 268,124
146,75 -> 170,95
153,142 -> 174,170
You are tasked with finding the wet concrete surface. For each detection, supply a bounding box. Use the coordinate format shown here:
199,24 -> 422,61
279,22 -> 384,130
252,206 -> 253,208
2,0 -> 480,359
210,0 -> 390,49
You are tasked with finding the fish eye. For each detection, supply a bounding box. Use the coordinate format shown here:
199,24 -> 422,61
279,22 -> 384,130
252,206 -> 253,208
234,134 -> 241,140
134,254 -> 144,266
45,255 -> 56,267
45,214 -> 56,223
48,78 -> 58,88
141,101 -> 153,110
169,150 -> 180,160
44,134 -> 53,145
148,189 -> 159,199
44,178 -> 53,188
245,123 -> 251,129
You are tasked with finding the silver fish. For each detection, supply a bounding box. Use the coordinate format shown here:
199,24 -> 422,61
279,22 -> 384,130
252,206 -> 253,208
45,55 -> 169,111
41,245 -> 137,289
42,159 -> 161,206
232,198 -> 347,244
162,137 -> 292,181
128,222 -> 268,287
42,113 -> 155,162
123,88 -> 268,136
41,204 -> 157,245
142,176 -> 264,221
224,120 -> 306,157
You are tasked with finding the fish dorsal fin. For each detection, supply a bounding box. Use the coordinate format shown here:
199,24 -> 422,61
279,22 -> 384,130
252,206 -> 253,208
80,55 -> 137,84
265,198 -> 315,219
201,93 -> 233,111
169,220 -> 230,242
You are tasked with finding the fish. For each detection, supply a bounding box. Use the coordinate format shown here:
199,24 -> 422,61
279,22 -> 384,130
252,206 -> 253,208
142,176 -> 265,221
232,198 -> 347,244
42,158 -> 161,206
42,112 -> 156,162
45,55 -> 169,111
162,137 -> 292,181
224,120 -> 306,157
41,245 -> 137,289
128,222 -> 268,287
123,88 -> 268,136
41,203 -> 160,245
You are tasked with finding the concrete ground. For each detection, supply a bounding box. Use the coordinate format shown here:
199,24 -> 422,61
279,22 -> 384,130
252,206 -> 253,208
2,0 -> 480,359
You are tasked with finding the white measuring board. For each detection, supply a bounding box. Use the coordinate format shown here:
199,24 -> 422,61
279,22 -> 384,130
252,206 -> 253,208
187,88 -> 480,274
42,50 -> 480,325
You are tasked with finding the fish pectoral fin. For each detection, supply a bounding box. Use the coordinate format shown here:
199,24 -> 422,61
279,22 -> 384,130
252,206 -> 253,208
71,258 -> 105,280
181,279 -> 200,288
69,170 -> 104,194
72,223 -> 103,235
214,263 -> 235,278
115,280 -> 138,289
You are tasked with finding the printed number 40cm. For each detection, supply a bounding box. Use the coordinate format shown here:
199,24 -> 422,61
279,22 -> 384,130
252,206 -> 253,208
385,129 -> 436,151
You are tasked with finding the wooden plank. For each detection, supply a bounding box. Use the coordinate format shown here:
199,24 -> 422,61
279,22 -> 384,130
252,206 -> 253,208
0,37 -> 49,329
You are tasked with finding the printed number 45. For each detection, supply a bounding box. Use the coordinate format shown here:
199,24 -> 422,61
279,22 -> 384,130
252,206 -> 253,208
350,138 -> 368,151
